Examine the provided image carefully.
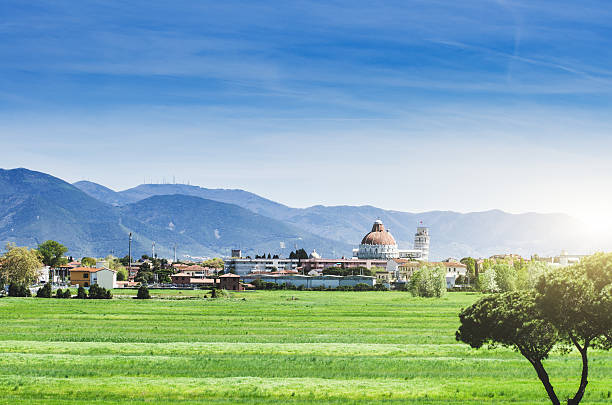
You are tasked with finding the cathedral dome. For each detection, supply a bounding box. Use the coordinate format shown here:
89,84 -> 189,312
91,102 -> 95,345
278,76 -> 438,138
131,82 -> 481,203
360,220 -> 397,246
309,249 -> 321,259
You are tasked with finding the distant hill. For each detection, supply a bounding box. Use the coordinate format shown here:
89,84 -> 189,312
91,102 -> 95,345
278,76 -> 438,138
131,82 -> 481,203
74,181 -> 297,219
121,195 -> 350,258
0,169 -> 129,257
72,180 -> 131,206
0,169 -> 348,258
74,178 -> 595,259
282,206 -> 590,259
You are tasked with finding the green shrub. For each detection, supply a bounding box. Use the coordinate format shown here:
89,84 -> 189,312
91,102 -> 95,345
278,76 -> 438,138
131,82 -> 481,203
88,284 -> 112,299
77,286 -> 87,299
36,283 -> 52,298
8,283 -> 31,297
55,288 -> 64,298
353,283 -> 373,291
63,289 -> 71,298
136,285 -> 151,299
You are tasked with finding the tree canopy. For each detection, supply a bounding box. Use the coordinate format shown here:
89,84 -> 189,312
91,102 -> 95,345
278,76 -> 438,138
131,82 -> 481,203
0,243 -> 43,286
535,253 -> 612,404
457,291 -> 559,403
37,240 -> 68,268
458,253 -> 612,404
202,258 -> 224,269
409,265 -> 446,298
81,257 -> 97,267
288,249 -> 308,260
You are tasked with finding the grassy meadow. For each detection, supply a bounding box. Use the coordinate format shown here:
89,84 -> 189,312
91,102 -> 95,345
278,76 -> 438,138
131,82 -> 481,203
0,290 -> 611,404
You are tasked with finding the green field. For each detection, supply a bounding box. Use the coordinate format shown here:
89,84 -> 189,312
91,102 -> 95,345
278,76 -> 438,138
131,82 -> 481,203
0,291 -> 611,404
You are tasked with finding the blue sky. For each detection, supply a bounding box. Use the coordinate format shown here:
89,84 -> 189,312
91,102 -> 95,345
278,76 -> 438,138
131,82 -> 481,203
2,1 -> 612,225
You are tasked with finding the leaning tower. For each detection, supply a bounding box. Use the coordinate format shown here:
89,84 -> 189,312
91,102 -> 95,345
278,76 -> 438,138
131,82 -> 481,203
414,226 -> 430,261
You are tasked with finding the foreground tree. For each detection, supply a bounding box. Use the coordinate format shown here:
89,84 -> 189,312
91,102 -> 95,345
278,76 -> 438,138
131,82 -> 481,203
37,240 -> 68,268
0,243 -> 43,286
535,253 -> 612,405
457,291 -> 560,404
458,253 -> 612,405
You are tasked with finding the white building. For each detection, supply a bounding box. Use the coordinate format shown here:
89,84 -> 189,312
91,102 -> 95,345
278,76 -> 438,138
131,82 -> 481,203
354,220 -> 429,261
441,261 -> 467,288
242,274 -> 376,289
356,220 -> 399,259
384,259 -> 467,288
224,257 -> 300,276
37,266 -> 50,284
90,268 -> 117,290
414,226 -> 430,261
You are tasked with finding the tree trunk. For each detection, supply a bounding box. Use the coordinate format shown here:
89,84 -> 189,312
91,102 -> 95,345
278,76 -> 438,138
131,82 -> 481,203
567,340 -> 589,405
528,358 -> 560,405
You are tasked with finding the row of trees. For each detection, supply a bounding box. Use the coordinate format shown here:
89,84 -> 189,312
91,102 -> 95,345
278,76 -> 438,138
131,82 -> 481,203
34,283 -> 111,299
457,253 -> 612,404
474,261 -> 551,293
288,249 -> 309,260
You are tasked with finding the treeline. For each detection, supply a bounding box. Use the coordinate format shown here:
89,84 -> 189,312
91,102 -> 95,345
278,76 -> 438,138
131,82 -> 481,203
472,260 -> 550,293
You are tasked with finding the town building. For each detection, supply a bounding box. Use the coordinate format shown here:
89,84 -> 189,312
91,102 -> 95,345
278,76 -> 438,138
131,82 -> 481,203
223,257 -> 300,276
69,267 -> 117,289
218,273 -> 243,291
382,259 -> 467,288
170,273 -> 217,288
37,266 -> 50,284
90,268 -> 117,290
531,250 -> 588,267
414,226 -> 430,261
300,256 -> 387,273
353,219 -> 430,260
242,274 -> 376,289
169,273 -> 242,290
50,262 -> 80,283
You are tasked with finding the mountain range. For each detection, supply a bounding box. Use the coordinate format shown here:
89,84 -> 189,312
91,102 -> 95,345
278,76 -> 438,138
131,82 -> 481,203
0,168 -> 598,260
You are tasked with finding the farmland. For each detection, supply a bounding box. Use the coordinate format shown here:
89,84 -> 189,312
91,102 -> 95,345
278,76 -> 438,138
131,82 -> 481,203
0,291 -> 611,404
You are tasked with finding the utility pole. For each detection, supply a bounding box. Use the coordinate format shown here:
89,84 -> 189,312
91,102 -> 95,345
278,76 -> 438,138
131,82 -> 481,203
152,241 -> 156,259
128,232 -> 132,276
173,244 -> 177,263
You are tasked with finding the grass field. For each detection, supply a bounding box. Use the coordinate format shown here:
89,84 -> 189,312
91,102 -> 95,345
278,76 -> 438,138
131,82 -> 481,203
0,291 -> 611,404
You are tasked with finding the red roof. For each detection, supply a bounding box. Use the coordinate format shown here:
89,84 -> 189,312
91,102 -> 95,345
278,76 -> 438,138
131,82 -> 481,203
70,267 -> 100,272
219,273 -> 241,278
361,220 -> 397,246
